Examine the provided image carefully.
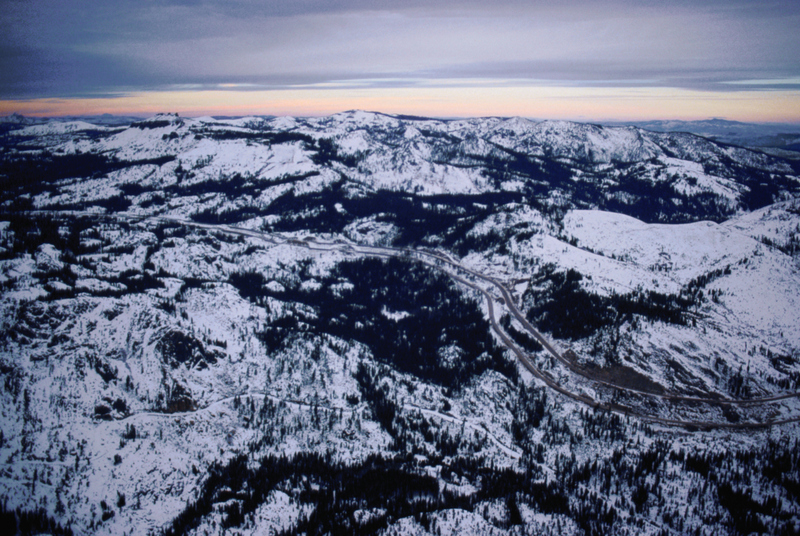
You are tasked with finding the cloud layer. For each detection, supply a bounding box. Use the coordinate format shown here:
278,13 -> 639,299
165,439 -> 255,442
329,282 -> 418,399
2,0 -> 799,118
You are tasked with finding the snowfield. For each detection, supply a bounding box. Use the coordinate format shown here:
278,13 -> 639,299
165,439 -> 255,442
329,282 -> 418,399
1,111 -> 800,535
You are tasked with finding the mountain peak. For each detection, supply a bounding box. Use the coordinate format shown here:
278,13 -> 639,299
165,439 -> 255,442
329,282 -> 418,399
0,112 -> 33,124
131,113 -> 185,129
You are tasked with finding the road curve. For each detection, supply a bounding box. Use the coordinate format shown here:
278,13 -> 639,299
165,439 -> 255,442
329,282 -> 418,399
47,211 -> 800,429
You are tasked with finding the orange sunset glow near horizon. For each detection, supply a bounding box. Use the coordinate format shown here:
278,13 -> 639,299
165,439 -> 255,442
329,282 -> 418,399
2,85 -> 800,124
2,1 -> 799,124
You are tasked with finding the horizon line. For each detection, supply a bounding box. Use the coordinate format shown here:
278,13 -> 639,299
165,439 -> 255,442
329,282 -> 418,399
4,109 -> 800,127
2,84 -> 800,125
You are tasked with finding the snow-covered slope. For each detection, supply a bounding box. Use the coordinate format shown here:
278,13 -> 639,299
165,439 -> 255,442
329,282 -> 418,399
5,110 -> 796,213
1,112 -> 800,536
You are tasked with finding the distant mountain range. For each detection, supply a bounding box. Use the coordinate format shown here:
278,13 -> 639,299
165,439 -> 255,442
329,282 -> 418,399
1,111 -> 799,536
608,118 -> 800,157
4,112 -> 800,154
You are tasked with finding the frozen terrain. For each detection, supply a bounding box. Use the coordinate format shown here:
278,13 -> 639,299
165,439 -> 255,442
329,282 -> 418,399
1,111 -> 799,535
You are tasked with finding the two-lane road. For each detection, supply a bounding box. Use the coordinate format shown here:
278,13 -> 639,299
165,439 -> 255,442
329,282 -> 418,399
52,211 -> 800,429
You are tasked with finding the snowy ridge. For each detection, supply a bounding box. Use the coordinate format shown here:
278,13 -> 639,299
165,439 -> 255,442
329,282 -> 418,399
4,110 -> 796,204
1,111 -> 800,535
15,121 -> 116,136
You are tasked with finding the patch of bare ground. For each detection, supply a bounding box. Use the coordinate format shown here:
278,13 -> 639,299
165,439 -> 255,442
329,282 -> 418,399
562,349 -> 668,394
585,362 -> 668,395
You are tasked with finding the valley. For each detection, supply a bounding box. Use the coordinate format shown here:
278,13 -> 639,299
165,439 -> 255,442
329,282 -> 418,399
1,111 -> 799,535
149,212 -> 800,429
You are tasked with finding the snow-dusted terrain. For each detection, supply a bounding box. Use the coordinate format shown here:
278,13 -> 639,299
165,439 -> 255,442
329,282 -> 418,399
1,111 -> 799,535
614,118 -> 800,159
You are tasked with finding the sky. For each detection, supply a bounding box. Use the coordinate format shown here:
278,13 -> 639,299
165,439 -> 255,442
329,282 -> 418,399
1,0 -> 799,122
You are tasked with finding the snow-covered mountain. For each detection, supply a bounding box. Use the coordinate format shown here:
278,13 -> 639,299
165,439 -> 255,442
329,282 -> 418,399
1,112 -> 799,535
614,118 -> 800,159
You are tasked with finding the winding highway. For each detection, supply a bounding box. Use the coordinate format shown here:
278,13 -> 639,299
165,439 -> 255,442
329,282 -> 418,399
64,212 -> 800,429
